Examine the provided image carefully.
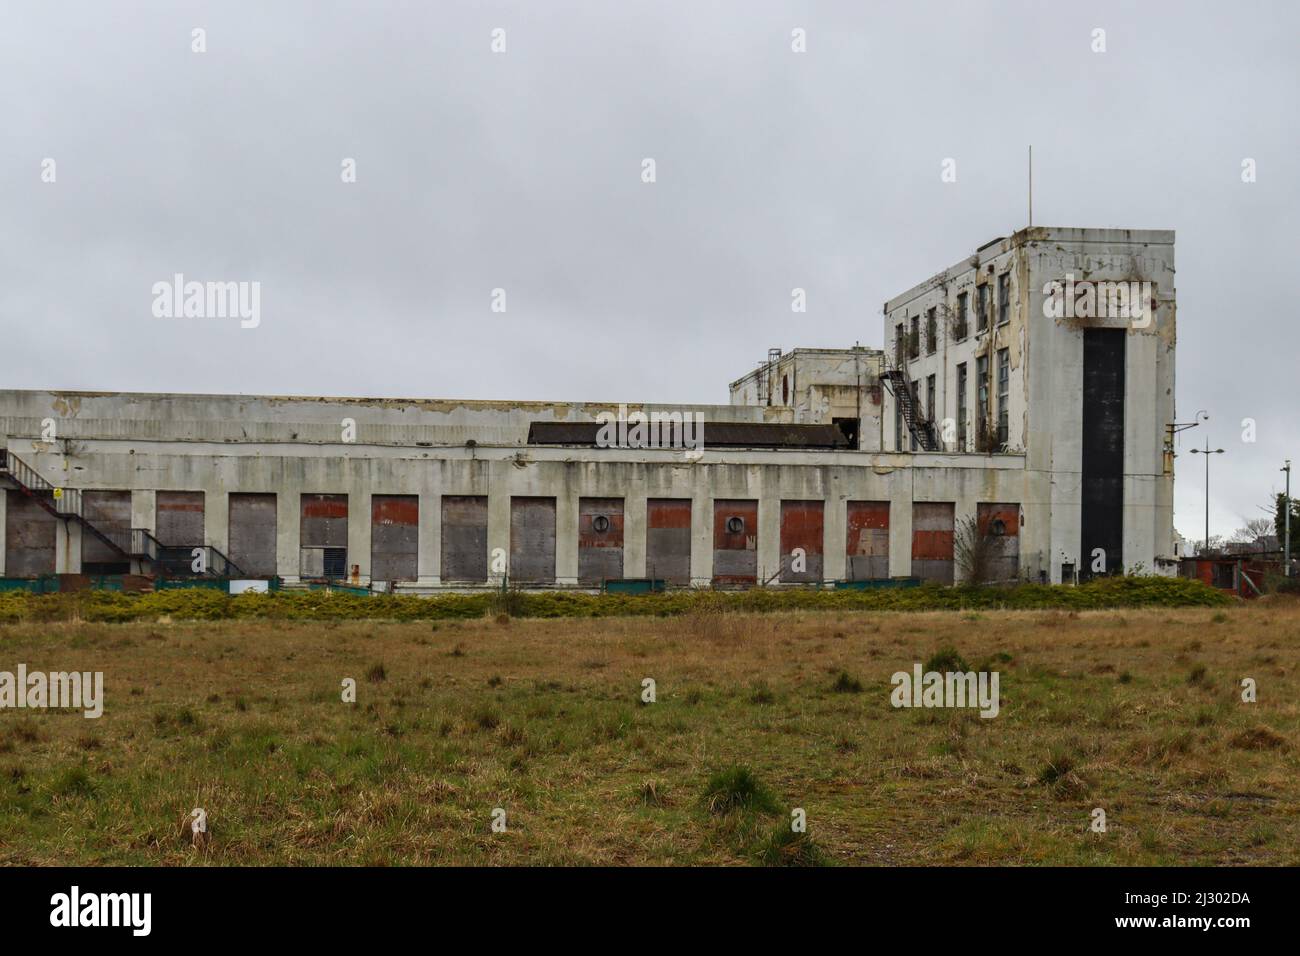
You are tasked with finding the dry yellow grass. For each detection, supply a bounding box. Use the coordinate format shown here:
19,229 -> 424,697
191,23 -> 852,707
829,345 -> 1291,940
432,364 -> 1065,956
1,599 -> 1297,865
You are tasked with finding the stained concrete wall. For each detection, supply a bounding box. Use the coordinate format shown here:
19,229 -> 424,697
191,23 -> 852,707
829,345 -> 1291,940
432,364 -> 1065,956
729,347 -> 885,451
0,423 -> 1034,588
883,227 -> 1177,582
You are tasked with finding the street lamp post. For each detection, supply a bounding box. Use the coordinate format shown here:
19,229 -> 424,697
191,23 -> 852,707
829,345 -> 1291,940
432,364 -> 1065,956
1190,440 -> 1225,554
1283,460 -> 1292,576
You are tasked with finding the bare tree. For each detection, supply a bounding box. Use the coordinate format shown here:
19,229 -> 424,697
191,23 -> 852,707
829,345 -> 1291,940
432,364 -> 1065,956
954,514 -> 995,585
1231,517 -> 1274,543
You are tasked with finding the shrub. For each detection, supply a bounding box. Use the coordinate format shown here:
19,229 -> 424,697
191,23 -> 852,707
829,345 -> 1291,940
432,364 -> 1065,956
702,766 -> 780,815
48,766 -> 96,798
1037,752 -> 1075,785
831,671 -> 863,694
1230,725 -> 1286,751
757,824 -> 829,867
925,647 -> 970,673
0,573 -> 1231,625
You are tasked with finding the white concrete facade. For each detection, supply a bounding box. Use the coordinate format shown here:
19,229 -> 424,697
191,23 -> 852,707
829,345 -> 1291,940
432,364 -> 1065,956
0,226 -> 1176,589
881,226 -> 1177,579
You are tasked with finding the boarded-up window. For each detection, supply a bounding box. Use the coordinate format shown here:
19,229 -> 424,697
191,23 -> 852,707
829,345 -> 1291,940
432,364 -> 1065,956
846,501 -> 890,581
5,489 -> 55,576
371,495 -> 418,582
780,500 -> 823,583
156,491 -> 204,545
1081,328 -> 1125,578
977,502 -> 1020,582
300,494 -> 347,579
441,495 -> 488,583
82,490 -> 131,573
912,502 -> 954,584
713,499 -> 757,585
510,497 -> 556,583
578,497 -> 623,585
646,498 -> 691,585
228,493 -> 277,577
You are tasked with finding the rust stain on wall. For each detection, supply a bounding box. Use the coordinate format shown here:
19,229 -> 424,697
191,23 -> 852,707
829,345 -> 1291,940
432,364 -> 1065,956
578,497 -> 623,584
846,500 -> 890,580
712,499 -> 757,585
646,498 -> 691,585
779,500 -> 823,583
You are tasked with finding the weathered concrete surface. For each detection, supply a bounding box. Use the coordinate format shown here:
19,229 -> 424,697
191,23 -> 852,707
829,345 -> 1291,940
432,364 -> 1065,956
882,226 -> 1177,581
0,227 -> 1175,589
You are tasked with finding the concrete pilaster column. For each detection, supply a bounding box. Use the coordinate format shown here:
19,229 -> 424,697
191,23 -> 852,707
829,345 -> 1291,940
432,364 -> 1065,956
623,486 -> 647,578
418,491 -> 441,587
758,483 -> 781,584
0,486 -> 7,577
823,492 -> 847,583
129,490 -> 155,576
277,492 -> 300,584
348,490 -> 372,583
487,464 -> 510,586
555,488 -> 579,587
690,468 -> 712,587
131,490 -> 155,533
891,475 -> 913,578
207,491 -> 229,555
56,521 -> 81,574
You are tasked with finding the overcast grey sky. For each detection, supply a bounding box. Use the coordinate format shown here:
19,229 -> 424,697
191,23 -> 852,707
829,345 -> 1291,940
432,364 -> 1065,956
2,0 -> 1296,544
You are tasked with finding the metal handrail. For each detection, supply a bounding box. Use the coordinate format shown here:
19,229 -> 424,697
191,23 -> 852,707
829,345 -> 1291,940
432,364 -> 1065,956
54,487 -> 82,516
155,543 -> 245,578
130,528 -> 162,561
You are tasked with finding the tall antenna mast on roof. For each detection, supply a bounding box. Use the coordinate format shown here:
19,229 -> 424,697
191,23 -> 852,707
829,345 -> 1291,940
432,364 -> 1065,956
1028,145 -> 1033,228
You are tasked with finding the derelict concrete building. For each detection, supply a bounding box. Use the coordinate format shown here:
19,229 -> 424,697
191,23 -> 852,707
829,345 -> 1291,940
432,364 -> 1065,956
0,226 -> 1176,590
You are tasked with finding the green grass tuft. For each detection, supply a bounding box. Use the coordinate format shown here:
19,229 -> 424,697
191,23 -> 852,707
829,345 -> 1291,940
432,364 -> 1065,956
702,765 -> 780,815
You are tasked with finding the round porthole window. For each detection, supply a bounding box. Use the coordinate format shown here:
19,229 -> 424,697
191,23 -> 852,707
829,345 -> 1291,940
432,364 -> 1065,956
990,518 -> 1007,537
592,514 -> 610,533
726,516 -> 745,534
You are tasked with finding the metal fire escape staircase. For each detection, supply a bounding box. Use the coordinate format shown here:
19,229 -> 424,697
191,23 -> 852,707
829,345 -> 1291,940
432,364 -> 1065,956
0,449 -> 133,562
0,449 -> 243,577
881,367 -> 938,452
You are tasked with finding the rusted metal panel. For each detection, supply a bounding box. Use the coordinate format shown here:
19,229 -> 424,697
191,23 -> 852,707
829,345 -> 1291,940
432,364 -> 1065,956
4,490 -> 55,576
977,502 -> 1021,581
779,500 -> 823,583
846,500 -> 890,580
371,495 -> 418,582
301,494 -> 348,546
156,491 -> 204,545
712,499 -> 758,585
646,498 -> 691,585
81,490 -> 131,572
911,502 -> 954,584
441,495 -> 488,582
1081,328 -> 1125,577
526,421 -> 849,449
578,497 -> 623,585
301,493 -> 348,578
228,493 -> 278,577
510,496 -> 556,583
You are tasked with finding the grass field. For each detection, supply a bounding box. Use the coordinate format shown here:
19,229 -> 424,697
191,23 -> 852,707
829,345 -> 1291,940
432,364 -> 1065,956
1,598 -> 1297,866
